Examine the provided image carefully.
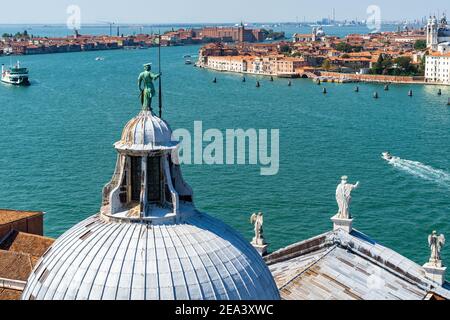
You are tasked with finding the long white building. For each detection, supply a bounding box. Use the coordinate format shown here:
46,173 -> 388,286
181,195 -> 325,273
205,55 -> 306,76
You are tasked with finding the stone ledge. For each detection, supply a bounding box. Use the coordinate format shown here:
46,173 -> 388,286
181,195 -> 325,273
331,214 -> 353,233
252,243 -> 268,257
423,263 -> 447,286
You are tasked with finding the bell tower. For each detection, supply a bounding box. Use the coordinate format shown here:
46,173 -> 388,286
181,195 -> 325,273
427,16 -> 439,50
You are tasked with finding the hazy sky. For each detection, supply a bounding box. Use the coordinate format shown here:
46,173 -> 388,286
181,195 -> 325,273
0,0 -> 449,24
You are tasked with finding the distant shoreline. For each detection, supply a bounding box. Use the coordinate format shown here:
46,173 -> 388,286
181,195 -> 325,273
198,65 -> 448,86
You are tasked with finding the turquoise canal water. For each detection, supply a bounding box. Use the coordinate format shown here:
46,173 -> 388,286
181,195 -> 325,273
1,45 -> 450,268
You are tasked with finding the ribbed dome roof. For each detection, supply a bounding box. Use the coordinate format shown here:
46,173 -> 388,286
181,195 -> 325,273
114,110 -> 177,152
22,212 -> 280,300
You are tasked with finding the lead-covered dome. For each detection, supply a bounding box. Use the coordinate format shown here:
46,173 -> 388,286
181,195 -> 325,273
21,212 -> 279,300
114,110 -> 177,152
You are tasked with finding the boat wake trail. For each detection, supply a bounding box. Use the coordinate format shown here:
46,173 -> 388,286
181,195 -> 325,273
387,157 -> 450,187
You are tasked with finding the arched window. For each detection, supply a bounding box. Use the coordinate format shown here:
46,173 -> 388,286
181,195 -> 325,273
130,156 -> 142,201
147,156 -> 162,203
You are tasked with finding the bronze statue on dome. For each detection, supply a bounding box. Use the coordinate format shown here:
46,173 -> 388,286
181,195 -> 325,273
138,63 -> 161,111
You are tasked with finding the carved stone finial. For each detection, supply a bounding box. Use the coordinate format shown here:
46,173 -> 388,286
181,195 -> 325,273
250,212 -> 268,256
423,231 -> 447,285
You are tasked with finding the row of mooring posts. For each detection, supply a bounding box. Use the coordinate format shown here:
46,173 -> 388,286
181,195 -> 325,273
320,80 -> 416,99
213,76 -> 293,87
371,89 -> 411,99
212,77 -> 450,104
355,84 -> 447,102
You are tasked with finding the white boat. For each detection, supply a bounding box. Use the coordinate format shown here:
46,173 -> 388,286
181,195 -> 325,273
1,61 -> 30,86
95,57 -> 105,61
382,152 -> 393,161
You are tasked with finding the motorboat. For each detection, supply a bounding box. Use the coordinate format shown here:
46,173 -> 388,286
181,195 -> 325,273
382,152 -> 393,161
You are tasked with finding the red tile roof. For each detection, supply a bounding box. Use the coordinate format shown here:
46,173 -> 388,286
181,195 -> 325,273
0,209 -> 43,226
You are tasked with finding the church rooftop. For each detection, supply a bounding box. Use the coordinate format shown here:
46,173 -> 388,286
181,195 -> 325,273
266,229 -> 450,300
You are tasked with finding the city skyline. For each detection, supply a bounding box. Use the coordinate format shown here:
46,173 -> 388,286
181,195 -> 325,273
0,0 -> 449,24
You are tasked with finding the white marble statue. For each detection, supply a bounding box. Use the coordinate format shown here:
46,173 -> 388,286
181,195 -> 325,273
336,176 -> 360,219
250,212 -> 266,246
428,231 -> 445,266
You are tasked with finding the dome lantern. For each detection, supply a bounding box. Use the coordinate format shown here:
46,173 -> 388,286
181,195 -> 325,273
101,108 -> 192,223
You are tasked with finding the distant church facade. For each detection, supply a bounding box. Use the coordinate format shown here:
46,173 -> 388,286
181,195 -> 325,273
426,15 -> 450,51
425,15 -> 450,85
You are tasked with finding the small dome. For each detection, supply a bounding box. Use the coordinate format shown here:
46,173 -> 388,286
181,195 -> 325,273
114,111 -> 177,152
22,213 -> 280,300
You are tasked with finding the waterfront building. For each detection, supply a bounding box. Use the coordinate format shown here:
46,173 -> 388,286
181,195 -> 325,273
20,92 -> 280,300
197,43 -> 239,66
196,24 -> 265,43
425,42 -> 450,84
205,55 -> 306,77
272,56 -> 307,75
206,55 -> 249,73
425,51 -> 450,84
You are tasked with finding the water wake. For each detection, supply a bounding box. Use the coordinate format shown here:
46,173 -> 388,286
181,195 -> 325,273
387,156 -> 450,187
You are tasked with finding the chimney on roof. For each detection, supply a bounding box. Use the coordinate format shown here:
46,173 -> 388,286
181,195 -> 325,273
423,231 -> 447,286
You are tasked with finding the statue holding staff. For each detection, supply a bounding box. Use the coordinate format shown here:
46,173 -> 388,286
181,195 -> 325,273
138,63 -> 161,111
335,176 -> 359,219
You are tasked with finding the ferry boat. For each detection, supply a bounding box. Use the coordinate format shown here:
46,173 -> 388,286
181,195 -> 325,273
1,61 -> 30,86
